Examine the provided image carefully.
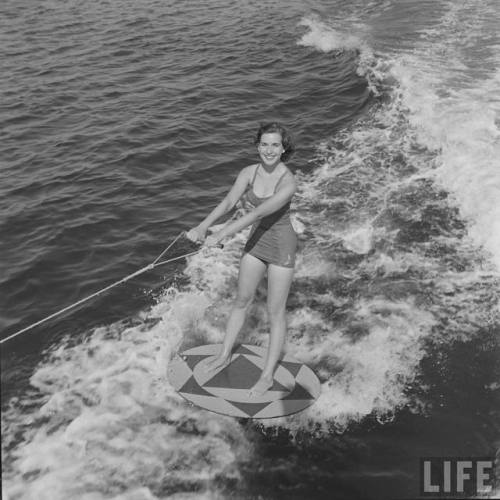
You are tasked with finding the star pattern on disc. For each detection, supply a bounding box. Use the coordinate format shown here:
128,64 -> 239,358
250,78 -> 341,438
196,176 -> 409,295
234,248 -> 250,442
203,355 -> 290,392
169,344 -> 320,419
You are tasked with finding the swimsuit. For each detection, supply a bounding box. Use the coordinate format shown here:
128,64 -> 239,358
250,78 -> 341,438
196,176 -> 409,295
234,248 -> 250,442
241,164 -> 297,268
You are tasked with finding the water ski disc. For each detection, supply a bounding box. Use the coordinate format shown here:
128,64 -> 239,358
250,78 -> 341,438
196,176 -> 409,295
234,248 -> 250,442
168,343 -> 321,419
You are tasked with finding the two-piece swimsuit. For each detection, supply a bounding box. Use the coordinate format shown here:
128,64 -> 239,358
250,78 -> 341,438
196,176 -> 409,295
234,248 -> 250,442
241,164 -> 297,268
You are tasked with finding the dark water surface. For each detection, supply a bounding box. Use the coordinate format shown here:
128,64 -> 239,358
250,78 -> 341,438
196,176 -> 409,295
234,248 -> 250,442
1,0 -> 499,498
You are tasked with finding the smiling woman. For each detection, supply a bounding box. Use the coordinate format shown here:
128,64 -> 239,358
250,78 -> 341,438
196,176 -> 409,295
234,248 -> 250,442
186,122 -> 298,397
2,0 -> 499,496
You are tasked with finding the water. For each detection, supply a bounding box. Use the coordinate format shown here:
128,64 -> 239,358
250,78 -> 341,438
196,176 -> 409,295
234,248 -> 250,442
1,0 -> 499,498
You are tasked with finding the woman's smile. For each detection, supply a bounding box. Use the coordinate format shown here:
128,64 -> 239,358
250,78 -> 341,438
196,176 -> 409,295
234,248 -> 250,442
258,132 -> 284,167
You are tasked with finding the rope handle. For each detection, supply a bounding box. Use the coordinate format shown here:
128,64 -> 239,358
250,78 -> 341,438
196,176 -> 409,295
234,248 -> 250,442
1,231 -> 215,345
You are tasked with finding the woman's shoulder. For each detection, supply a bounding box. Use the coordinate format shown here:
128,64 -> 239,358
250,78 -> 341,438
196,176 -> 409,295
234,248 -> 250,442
239,163 -> 259,181
281,163 -> 295,177
279,164 -> 296,184
273,164 -> 296,194
243,163 -> 260,172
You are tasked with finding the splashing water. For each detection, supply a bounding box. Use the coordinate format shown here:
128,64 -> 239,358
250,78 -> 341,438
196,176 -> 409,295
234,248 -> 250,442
3,1 -> 500,498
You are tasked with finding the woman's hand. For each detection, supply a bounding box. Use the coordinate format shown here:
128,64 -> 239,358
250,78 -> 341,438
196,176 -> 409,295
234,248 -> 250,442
204,231 -> 224,248
186,225 -> 207,243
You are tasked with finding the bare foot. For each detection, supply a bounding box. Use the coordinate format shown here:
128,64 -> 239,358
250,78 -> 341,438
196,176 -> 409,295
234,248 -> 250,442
201,353 -> 231,374
248,375 -> 274,398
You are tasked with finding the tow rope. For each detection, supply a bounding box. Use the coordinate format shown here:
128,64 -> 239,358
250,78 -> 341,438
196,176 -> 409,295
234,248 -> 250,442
1,232 -> 201,345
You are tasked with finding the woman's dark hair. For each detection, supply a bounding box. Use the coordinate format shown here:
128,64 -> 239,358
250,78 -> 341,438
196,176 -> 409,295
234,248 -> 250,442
254,122 -> 295,162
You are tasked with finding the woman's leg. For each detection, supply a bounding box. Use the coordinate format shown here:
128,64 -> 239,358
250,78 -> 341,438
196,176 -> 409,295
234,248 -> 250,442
204,253 -> 267,372
249,264 -> 294,396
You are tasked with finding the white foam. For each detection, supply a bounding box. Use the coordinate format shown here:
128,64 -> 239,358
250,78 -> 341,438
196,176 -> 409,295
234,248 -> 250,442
297,10 -> 500,271
280,8 -> 500,435
297,17 -> 366,54
342,225 -> 374,254
3,310 -> 251,499
393,61 -> 500,269
5,5 -> 500,497
259,297 -> 436,433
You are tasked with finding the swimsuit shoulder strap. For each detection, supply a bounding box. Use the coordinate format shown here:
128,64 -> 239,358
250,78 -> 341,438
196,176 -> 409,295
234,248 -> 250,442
273,169 -> 288,193
250,164 -> 260,186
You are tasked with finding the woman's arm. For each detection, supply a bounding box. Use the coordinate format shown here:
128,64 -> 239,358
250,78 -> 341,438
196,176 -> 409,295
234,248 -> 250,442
186,166 -> 253,241
207,172 -> 296,244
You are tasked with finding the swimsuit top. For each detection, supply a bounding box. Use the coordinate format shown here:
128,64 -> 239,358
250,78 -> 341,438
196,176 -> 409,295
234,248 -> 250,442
241,164 -> 292,228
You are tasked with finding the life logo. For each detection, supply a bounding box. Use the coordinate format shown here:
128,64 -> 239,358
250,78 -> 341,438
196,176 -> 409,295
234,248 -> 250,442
420,457 -> 496,497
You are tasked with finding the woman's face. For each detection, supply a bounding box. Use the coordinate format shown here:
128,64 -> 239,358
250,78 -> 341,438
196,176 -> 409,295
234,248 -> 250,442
257,132 -> 284,168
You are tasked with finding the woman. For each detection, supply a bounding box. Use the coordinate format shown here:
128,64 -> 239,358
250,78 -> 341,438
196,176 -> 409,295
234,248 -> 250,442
186,122 -> 297,397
